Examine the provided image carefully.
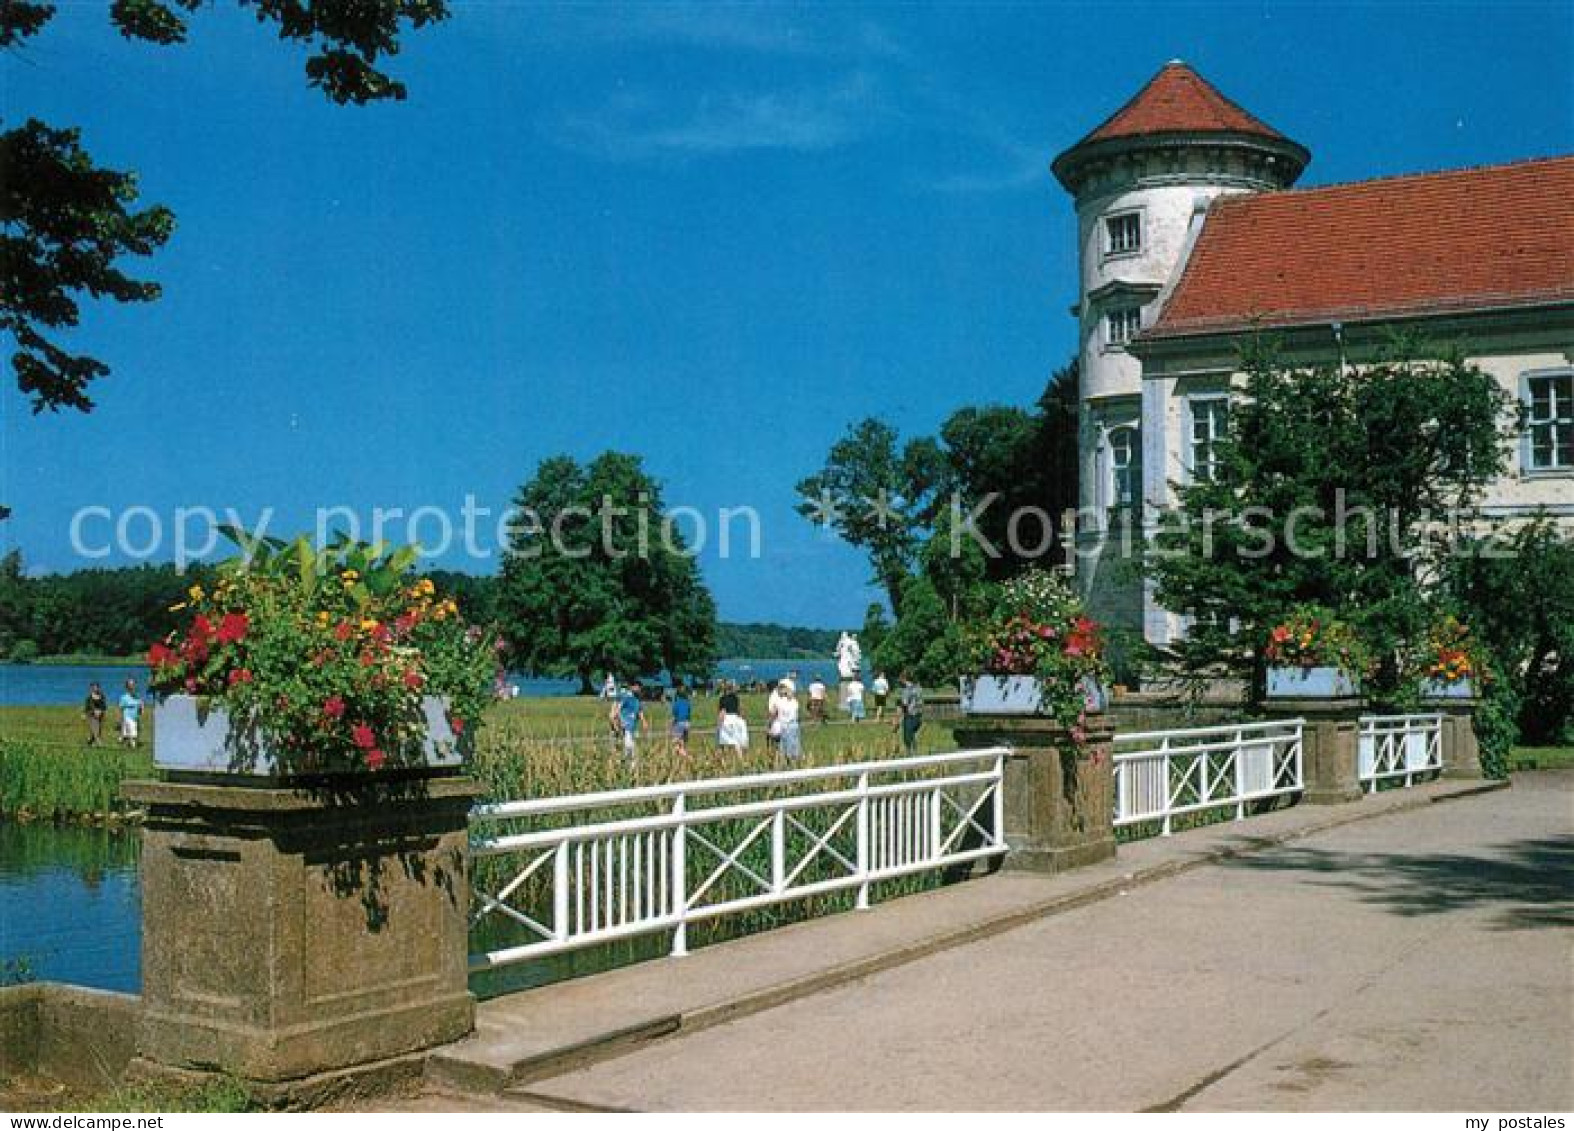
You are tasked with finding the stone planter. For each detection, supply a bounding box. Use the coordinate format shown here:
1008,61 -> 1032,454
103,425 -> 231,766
123,775 -> 480,1089
960,675 -> 1107,716
154,693 -> 463,777
1266,665 -> 1360,699
1419,676 -> 1474,699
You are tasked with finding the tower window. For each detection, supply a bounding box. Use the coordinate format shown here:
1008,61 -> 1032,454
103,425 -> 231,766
1106,212 -> 1142,256
1526,371 -> 1573,471
1107,425 -> 1142,510
1106,306 -> 1143,348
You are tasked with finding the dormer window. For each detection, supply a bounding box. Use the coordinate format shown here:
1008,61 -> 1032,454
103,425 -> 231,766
1106,306 -> 1143,348
1105,212 -> 1142,257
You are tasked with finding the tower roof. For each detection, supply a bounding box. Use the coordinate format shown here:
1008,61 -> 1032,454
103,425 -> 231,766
1078,60 -> 1288,146
1053,61 -> 1309,195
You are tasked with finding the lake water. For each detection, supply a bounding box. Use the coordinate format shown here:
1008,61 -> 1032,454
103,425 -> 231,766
0,822 -> 140,993
0,659 -> 847,707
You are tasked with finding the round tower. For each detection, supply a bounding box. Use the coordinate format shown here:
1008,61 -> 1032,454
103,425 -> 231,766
1051,61 -> 1308,650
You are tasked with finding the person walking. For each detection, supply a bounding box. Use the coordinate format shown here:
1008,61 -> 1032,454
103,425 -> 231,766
807,676 -> 828,725
894,673 -> 923,755
670,681 -> 693,758
83,682 -> 107,746
765,678 -> 790,754
844,675 -> 866,724
770,679 -> 802,762
117,679 -> 144,749
610,679 -> 644,761
871,672 -> 891,722
717,681 -> 749,753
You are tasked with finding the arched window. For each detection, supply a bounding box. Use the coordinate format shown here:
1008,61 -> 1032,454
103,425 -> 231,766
1107,425 -> 1142,510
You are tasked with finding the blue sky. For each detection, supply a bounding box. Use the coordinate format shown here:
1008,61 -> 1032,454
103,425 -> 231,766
2,1 -> 1569,627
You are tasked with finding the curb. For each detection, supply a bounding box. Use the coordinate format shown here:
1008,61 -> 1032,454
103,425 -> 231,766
433,777 -> 1508,1096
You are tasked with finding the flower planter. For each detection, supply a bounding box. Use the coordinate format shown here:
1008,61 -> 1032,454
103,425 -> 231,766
154,693 -> 463,776
1266,665 -> 1360,699
1419,676 -> 1474,700
960,675 -> 1044,715
960,675 -> 1107,716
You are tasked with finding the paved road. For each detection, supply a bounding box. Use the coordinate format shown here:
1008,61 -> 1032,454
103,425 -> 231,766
521,773 -> 1574,1111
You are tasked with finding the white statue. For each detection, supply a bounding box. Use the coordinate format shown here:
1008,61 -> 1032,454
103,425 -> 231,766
834,631 -> 862,682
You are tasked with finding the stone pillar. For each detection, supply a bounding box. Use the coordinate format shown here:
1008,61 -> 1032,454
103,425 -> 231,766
1262,695 -> 1364,804
1425,696 -> 1483,779
952,713 -> 1115,873
122,774 -> 480,1088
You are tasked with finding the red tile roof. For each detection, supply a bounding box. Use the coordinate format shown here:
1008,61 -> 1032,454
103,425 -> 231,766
1078,61 -> 1288,146
1144,156 -> 1574,340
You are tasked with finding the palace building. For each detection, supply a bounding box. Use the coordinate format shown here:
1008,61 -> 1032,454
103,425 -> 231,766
1053,61 -> 1574,647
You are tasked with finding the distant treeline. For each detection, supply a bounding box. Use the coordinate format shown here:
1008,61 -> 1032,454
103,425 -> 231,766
0,555 -> 838,663
714,622 -> 841,660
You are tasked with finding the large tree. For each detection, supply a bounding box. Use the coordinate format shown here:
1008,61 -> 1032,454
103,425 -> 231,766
1,0 -> 447,413
496,453 -> 718,693
1148,337 -> 1520,701
796,359 -> 1080,613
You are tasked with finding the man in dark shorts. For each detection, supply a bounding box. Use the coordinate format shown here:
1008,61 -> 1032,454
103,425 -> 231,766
894,673 -> 924,755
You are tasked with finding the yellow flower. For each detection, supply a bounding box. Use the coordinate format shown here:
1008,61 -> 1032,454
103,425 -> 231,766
168,601 -> 188,612
360,618 -> 379,633
316,611 -> 331,627
188,584 -> 205,602
341,569 -> 360,582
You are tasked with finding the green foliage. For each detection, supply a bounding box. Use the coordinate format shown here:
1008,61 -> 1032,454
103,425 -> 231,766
1,1 -> 446,412
0,551 -> 217,659
713,622 -> 839,659
872,575 -> 964,688
498,453 -> 718,692
858,603 -> 891,659
8,639 -> 39,663
1445,517 -> 1574,746
0,738 -> 149,820
795,419 -> 946,613
797,361 -> 1080,613
1149,337 -> 1518,702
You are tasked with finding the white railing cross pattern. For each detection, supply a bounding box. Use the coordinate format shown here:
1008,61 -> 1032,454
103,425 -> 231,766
1112,718 -> 1305,835
469,747 -> 1010,972
1358,712 -> 1442,790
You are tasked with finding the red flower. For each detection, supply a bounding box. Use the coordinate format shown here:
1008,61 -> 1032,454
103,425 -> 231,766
334,621 -> 353,642
365,747 -> 386,771
450,716 -> 465,735
148,642 -> 175,667
352,723 -> 376,749
216,612 -> 249,644
227,668 -> 254,686
190,614 -> 214,641
322,695 -> 346,719
403,669 -> 424,690
184,677 -> 198,694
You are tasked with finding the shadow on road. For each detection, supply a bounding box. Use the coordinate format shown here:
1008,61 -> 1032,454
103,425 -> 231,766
1215,835 -> 1574,930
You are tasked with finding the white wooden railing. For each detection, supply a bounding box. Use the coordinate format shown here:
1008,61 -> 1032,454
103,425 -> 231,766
1358,712 -> 1442,790
1113,719 -> 1304,835
469,748 -> 1009,972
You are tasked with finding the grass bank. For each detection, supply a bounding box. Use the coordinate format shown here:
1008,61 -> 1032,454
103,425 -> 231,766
0,692 -> 951,823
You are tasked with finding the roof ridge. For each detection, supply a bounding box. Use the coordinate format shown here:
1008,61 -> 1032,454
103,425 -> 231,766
1209,153 -> 1574,207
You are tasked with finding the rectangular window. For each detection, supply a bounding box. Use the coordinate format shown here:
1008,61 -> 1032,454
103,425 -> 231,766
1107,425 -> 1141,510
1527,372 -> 1574,471
1106,212 -> 1141,256
1189,398 -> 1229,483
1106,306 -> 1142,348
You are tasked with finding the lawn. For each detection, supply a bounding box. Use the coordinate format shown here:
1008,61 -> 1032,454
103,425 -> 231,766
0,693 -> 957,819
1510,746 -> 1574,772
